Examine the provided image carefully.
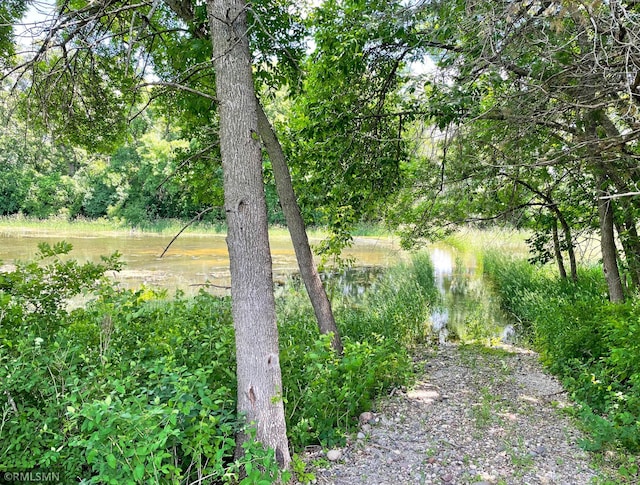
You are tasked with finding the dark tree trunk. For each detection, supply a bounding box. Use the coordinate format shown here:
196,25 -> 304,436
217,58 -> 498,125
556,211 -> 578,282
616,211 -> 640,290
551,216 -> 567,279
512,179 -> 578,281
598,179 -> 625,302
207,0 -> 290,467
624,218 -> 640,289
256,102 -> 344,354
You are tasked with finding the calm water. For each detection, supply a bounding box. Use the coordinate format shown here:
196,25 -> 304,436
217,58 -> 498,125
0,227 -> 403,295
0,227 -> 516,342
429,245 -> 516,344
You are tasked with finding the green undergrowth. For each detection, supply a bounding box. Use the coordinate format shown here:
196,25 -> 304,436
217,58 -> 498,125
483,251 -> 640,482
0,243 -> 436,484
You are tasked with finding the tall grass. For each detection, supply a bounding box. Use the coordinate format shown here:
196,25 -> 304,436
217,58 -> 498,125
483,251 -> 640,459
278,253 -> 438,447
0,214 -> 228,235
0,215 -> 388,241
442,227 -> 529,255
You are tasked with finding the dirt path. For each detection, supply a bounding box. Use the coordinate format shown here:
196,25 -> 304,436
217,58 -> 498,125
309,344 -> 608,485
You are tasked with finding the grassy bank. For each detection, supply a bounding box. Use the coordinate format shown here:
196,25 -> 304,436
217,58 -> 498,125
0,214 -> 228,236
442,227 -> 530,255
483,252 -> 640,483
0,215 -> 392,240
0,244 -> 437,484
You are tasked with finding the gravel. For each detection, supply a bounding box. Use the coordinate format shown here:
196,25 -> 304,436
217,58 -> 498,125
307,344 -> 608,485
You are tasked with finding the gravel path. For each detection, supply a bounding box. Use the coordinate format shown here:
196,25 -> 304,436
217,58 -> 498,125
309,344 -> 607,485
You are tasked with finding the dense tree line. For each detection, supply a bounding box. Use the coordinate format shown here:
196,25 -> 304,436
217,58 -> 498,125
0,98 -> 295,224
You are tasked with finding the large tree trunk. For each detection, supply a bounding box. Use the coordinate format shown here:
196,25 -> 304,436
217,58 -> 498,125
598,179 -> 625,302
256,102 -> 344,354
207,0 -> 290,468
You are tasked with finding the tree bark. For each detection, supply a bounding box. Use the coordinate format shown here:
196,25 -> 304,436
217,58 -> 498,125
256,102 -> 344,354
598,177 -> 625,302
207,0 -> 290,468
551,216 -> 567,280
623,217 -> 640,289
615,209 -> 640,291
512,179 -> 578,281
556,211 -> 578,282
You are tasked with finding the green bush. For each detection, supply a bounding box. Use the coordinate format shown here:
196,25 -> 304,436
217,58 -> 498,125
0,245 -> 438,482
483,252 -> 640,453
280,254 -> 437,449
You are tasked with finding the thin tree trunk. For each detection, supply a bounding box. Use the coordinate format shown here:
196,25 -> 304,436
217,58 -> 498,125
624,218 -> 640,289
614,219 -> 631,291
207,0 -> 290,468
598,179 -> 625,302
616,211 -> 640,290
556,212 -> 578,282
512,179 -> 578,281
256,102 -> 344,354
551,216 -> 567,279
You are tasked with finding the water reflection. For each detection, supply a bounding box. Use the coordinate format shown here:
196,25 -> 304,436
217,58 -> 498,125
429,246 -> 516,345
282,266 -> 385,299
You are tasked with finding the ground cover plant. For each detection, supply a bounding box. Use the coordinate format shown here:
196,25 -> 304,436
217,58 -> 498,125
483,252 -> 640,481
0,244 -> 437,484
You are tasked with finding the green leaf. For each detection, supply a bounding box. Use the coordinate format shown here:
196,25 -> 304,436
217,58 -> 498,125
106,453 -> 117,469
133,463 -> 144,480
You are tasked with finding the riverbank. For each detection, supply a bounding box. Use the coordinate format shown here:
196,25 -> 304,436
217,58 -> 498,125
0,215 -> 394,239
310,343 -> 616,484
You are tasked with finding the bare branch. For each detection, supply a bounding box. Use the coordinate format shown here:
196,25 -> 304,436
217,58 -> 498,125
136,81 -> 218,102
159,207 -> 217,258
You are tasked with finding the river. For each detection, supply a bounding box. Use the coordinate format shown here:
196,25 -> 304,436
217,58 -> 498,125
0,226 -> 515,343
0,227 -> 402,295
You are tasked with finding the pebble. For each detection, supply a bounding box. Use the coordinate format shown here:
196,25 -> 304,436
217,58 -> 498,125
359,411 -> 374,424
326,449 -> 342,461
310,345 -> 610,484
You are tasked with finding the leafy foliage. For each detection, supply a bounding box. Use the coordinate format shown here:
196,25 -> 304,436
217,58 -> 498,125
0,246 -> 437,482
280,254 -> 437,448
484,252 -> 640,457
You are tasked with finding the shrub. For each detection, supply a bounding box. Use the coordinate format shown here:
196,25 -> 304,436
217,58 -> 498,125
280,254 -> 438,449
483,253 -> 640,453
0,245 -> 438,482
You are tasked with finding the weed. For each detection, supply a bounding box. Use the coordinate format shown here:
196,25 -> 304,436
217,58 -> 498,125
471,387 -> 496,429
484,252 -> 640,482
0,243 -> 438,483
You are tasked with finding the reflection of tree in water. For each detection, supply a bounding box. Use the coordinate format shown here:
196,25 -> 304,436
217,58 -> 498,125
321,266 -> 385,299
284,266 -> 385,300
430,250 -> 516,345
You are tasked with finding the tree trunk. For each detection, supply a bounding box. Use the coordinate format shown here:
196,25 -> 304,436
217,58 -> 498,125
551,216 -> 567,279
207,0 -> 290,468
624,217 -> 640,289
597,179 -> 625,302
256,102 -> 344,354
616,211 -> 640,291
556,211 -> 578,282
